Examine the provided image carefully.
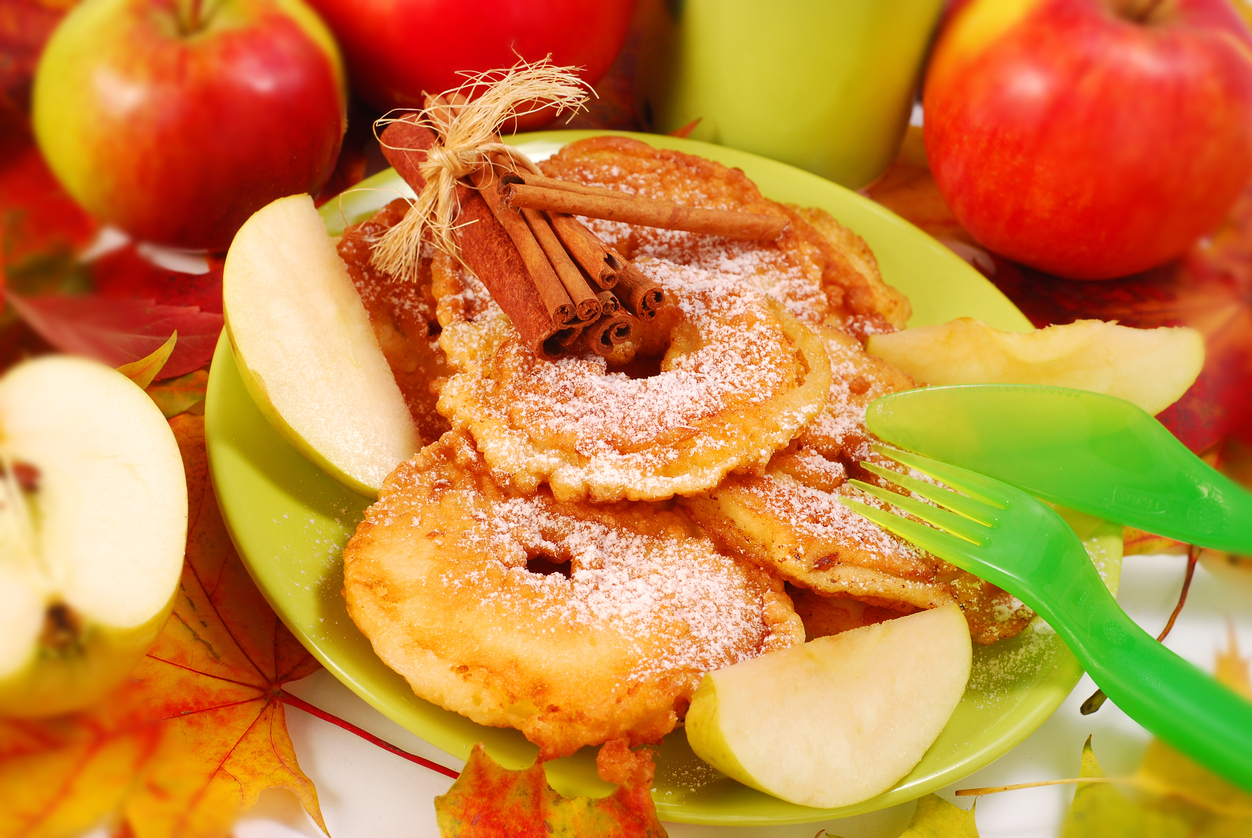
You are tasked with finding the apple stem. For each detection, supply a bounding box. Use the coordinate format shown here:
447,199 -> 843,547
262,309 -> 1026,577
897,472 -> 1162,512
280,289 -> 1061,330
1130,0 -> 1168,23
278,689 -> 461,780
177,0 -> 219,34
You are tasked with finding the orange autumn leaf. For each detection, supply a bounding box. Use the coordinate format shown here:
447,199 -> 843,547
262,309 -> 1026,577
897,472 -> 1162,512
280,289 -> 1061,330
1122,527 -> 1189,558
435,744 -> 667,838
0,413 -> 325,838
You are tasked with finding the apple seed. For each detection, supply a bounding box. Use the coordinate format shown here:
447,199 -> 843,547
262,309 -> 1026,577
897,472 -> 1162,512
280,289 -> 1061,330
38,603 -> 84,655
1,460 -> 40,493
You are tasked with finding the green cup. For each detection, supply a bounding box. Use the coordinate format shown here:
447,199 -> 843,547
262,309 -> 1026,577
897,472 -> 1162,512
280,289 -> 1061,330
635,0 -> 946,189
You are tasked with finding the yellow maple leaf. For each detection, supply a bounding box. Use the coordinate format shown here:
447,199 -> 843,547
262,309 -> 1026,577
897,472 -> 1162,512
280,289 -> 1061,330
0,413 -> 325,838
896,793 -> 980,838
1214,626 -> 1252,700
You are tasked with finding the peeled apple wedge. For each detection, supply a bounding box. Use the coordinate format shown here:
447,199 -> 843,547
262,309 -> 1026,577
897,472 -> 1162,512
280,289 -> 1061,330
0,355 -> 187,717
866,318 -> 1203,416
223,193 -> 419,496
685,604 -> 972,809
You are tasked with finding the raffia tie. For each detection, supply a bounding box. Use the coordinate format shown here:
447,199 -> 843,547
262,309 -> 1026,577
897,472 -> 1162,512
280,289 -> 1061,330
371,59 -> 592,283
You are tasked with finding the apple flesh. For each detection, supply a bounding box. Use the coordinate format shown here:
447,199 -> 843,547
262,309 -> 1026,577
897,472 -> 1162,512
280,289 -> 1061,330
302,0 -> 635,125
32,0 -> 346,251
923,0 -> 1252,280
0,355 -> 187,717
866,317 -> 1204,416
685,604 -> 972,809
222,193 -> 420,497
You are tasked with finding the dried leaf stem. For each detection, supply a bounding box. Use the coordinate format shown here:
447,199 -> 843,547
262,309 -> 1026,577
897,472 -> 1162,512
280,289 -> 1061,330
279,689 -> 460,780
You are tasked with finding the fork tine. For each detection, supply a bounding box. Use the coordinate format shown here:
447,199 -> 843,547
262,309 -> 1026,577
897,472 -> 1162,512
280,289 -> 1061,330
870,444 -> 1020,508
848,479 -> 990,545
840,497 -> 986,563
858,460 -> 1002,526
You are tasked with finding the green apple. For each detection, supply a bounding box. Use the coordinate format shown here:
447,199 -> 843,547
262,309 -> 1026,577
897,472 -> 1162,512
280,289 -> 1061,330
866,318 -> 1204,416
0,355 -> 187,717
685,603 -> 972,808
222,193 -> 420,497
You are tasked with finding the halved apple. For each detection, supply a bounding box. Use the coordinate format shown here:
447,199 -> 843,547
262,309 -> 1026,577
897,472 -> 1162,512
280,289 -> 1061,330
0,355 -> 187,717
222,193 -> 420,496
685,603 -> 972,808
866,317 -> 1203,415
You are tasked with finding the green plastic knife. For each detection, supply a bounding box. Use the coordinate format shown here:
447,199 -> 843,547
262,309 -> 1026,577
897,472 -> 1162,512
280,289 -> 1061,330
864,384 -> 1252,553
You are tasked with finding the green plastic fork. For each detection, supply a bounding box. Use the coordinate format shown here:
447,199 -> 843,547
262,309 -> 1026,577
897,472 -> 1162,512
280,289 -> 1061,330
842,446 -> 1252,793
863,384 -> 1252,553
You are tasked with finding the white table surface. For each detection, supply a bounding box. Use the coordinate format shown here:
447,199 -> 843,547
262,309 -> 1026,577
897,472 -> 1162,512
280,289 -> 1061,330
198,551 -> 1252,838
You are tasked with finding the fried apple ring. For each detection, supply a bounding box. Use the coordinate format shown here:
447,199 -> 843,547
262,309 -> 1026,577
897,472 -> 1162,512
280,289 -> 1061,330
434,258 -> 832,502
336,199 -> 452,444
537,136 -> 911,336
342,431 -> 803,760
679,326 -> 1034,645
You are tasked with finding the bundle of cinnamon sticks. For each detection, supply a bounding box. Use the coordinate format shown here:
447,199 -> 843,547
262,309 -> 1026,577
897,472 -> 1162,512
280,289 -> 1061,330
375,103 -> 788,361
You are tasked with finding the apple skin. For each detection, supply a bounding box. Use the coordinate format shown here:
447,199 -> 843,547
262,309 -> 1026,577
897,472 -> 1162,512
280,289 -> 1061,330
302,0 -> 635,126
32,0 -> 347,252
923,0 -> 1252,280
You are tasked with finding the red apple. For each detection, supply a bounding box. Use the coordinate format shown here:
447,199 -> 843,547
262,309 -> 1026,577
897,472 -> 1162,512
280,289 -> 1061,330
923,0 -> 1252,280
303,0 -> 635,126
31,0 -> 347,252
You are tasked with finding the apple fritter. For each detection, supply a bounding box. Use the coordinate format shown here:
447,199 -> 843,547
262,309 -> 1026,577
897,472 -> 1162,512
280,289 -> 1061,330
537,136 -> 911,336
341,431 -> 803,761
337,199 -> 452,445
786,584 -> 915,640
679,326 -> 1035,645
433,257 -> 832,502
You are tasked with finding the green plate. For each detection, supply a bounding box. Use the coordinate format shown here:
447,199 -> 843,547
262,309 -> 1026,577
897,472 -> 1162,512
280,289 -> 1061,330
205,131 -> 1122,824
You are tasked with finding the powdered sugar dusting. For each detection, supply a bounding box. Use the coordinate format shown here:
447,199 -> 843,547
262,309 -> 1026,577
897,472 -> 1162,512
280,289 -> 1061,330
437,495 -> 781,681
435,251 -> 830,500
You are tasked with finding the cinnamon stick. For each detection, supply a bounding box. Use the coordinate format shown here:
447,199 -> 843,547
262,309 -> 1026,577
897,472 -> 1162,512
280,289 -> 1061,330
584,312 -> 634,355
596,290 -> 620,316
502,175 -> 789,241
521,208 -> 601,322
613,258 -> 667,320
549,323 -> 586,355
377,118 -> 564,359
470,161 -> 577,326
546,211 -> 621,290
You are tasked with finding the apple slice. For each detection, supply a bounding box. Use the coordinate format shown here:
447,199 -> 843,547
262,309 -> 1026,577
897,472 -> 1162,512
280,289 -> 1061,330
0,355 -> 187,717
866,317 -> 1204,415
223,193 -> 420,496
685,603 -> 972,808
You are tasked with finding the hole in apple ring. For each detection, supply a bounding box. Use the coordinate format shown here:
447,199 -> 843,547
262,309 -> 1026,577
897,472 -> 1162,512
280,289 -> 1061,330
525,553 -> 572,579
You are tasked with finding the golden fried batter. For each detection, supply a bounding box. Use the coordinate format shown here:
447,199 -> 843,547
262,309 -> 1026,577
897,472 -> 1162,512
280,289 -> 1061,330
537,136 -> 911,336
786,583 -> 912,640
434,257 -> 832,502
342,431 -> 803,760
679,327 -> 1034,645
337,199 -> 452,444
